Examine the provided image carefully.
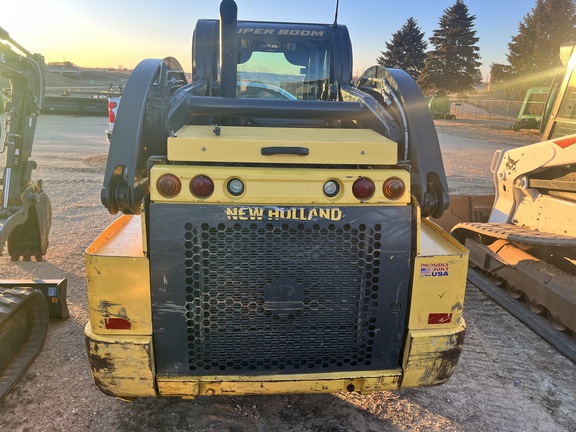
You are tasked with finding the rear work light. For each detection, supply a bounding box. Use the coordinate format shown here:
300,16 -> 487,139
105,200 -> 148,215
108,101 -> 117,123
382,177 -> 406,200
352,177 -> 375,200
323,179 -> 340,198
190,175 -> 214,198
156,174 -> 181,198
227,178 -> 245,196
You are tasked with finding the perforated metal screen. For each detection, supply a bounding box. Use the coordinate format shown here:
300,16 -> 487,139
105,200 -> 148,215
150,205 -> 412,376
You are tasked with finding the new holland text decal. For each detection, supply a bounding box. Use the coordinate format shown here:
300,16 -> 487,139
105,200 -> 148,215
226,206 -> 342,222
420,262 -> 449,277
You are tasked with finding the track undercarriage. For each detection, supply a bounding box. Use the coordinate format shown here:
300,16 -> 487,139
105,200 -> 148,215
440,129 -> 576,361
453,224 -> 576,352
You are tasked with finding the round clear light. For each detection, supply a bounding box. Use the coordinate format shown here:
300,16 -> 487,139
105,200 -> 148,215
227,178 -> 245,196
323,180 -> 340,197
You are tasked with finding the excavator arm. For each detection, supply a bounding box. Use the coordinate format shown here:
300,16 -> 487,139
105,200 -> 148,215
0,26 -> 51,261
0,28 -> 67,403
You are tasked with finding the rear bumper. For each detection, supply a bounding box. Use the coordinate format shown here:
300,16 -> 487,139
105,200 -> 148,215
400,323 -> 466,388
85,320 -> 465,398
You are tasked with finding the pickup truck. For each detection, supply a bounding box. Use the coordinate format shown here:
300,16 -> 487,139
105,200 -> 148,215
106,96 -> 120,142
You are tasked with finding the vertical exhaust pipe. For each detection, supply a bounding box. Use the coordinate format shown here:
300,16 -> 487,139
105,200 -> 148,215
219,0 -> 238,98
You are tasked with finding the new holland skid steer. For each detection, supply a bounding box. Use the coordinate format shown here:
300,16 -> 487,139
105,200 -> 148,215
0,27 -> 68,402
85,0 -> 469,399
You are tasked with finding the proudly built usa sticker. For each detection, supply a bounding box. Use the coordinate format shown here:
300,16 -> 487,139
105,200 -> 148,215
420,262 -> 449,277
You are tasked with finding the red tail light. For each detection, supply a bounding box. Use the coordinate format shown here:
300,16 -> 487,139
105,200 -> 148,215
190,175 -> 214,198
352,177 -> 375,200
108,101 -> 117,123
156,174 -> 181,198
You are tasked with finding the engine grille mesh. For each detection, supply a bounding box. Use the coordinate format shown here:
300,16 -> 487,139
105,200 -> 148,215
183,221 -> 384,375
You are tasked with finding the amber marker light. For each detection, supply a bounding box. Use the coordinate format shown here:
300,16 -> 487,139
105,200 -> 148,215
190,175 -> 214,198
156,173 -> 181,198
352,177 -> 375,200
383,177 -> 405,200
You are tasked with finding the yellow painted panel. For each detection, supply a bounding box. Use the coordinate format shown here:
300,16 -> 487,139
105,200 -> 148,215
401,323 -> 466,388
168,125 -> 397,165
150,165 -> 411,205
85,323 -> 157,398
85,215 -> 152,335
420,218 -> 468,257
86,214 -> 145,257
408,219 -> 469,329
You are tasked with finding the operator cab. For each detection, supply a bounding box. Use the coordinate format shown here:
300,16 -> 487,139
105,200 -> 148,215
192,20 -> 352,100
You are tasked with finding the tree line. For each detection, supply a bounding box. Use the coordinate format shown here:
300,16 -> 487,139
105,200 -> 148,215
377,0 -> 576,97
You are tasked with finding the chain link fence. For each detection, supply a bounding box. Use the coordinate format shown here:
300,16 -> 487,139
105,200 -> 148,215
449,99 -> 523,121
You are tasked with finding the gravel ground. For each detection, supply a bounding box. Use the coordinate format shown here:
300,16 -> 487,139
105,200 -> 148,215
0,114 -> 574,432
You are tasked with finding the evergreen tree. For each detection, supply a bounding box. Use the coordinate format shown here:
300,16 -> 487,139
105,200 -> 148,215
488,63 -> 519,95
507,0 -> 576,86
377,17 -> 428,79
418,0 -> 481,94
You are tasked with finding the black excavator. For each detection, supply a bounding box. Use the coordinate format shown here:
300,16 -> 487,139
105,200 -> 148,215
0,26 -> 68,402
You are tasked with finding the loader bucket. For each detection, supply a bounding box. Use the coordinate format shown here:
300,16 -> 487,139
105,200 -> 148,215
431,194 -> 494,231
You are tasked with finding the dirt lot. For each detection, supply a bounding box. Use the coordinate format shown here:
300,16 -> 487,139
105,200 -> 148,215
0,115 -> 574,432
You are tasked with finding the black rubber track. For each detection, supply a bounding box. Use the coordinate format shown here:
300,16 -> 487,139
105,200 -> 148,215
467,268 -> 576,364
0,287 -> 49,401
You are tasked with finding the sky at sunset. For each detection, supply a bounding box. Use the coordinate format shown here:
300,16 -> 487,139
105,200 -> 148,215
4,0 -> 540,80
